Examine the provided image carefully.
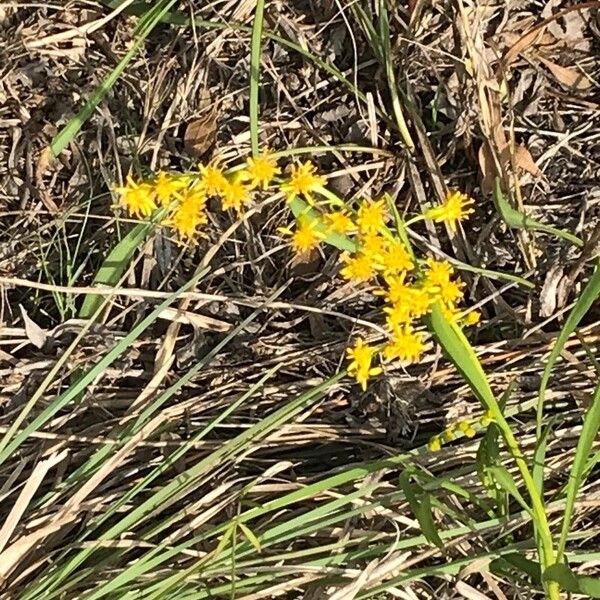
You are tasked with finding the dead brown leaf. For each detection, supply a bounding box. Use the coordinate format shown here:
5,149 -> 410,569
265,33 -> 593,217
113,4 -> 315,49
478,141 -> 541,193
536,54 -> 592,90
184,108 -> 218,158
500,1 -> 600,70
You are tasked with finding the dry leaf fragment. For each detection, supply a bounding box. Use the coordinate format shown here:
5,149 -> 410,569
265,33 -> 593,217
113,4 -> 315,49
536,54 -> 592,90
184,108 -> 218,157
19,305 -> 47,349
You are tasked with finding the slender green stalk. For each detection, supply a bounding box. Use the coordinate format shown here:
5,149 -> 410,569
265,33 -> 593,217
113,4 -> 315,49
249,0 -> 266,156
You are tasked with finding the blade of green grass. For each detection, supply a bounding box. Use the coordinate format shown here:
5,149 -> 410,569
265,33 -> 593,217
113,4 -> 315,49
249,0 -> 266,156
79,218 -> 159,318
493,179 -> 583,248
536,262 -> 600,455
557,380 -> 600,562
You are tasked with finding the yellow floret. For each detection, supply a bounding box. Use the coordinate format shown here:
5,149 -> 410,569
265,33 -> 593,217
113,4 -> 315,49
379,240 -> 414,276
340,252 -> 377,283
346,337 -> 382,391
115,176 -> 157,219
279,217 -> 325,255
221,176 -> 252,213
323,210 -> 356,234
246,152 -> 281,189
356,199 -> 387,234
425,191 -> 475,231
382,325 -> 426,363
165,195 -> 208,241
281,161 -> 326,205
152,171 -> 187,207
199,163 -> 228,196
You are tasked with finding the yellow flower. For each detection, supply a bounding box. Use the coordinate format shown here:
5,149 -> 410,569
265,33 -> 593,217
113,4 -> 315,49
443,428 -> 456,442
479,410 -> 494,427
246,152 -> 281,189
437,278 -> 465,306
382,325 -> 425,363
360,232 -> 388,257
165,195 -> 208,241
356,199 -> 387,234
462,310 -> 481,326
340,252 -> 377,283
428,436 -> 442,452
439,302 -> 460,323
458,420 -> 476,438
221,176 -> 252,212
379,240 -> 413,276
382,274 -> 432,318
280,217 -> 324,255
199,163 -> 228,196
115,176 -> 157,219
383,303 -> 413,330
281,161 -> 326,204
323,210 -> 356,234
425,191 -> 475,231
346,337 -> 382,391
153,171 -> 187,207
423,258 -> 454,288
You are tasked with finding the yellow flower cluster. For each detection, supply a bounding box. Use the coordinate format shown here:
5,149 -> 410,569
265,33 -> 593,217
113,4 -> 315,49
428,411 -> 494,452
114,152 -> 281,241
273,161 -> 478,390
116,154 -> 478,396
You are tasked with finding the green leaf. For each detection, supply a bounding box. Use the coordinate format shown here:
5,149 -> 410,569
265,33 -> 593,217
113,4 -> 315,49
490,552 -> 541,584
532,418 -> 554,498
239,523 -> 262,553
493,179 -> 583,248
426,304 -> 499,412
544,563 -> 600,597
557,380 -> 600,561
399,470 -> 443,549
78,220 -> 157,318
536,263 -> 600,465
249,0 -> 266,156
487,466 -> 533,517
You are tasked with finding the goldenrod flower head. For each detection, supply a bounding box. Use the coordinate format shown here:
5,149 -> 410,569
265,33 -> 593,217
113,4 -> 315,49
462,310 -> 481,326
153,171 -> 187,207
457,420 -> 477,438
115,176 -> 157,219
423,258 -> 454,288
323,210 -> 356,234
428,436 -> 442,452
165,197 -> 208,241
280,217 -> 324,255
221,176 -> 252,213
425,191 -> 475,231
346,337 -> 382,391
246,152 -> 281,189
437,278 -> 465,306
199,163 -> 228,196
383,303 -> 413,330
340,252 -> 377,283
281,161 -> 326,204
356,198 -> 387,234
382,325 -> 425,363
379,240 -> 413,276
382,274 -> 432,318
360,232 -> 388,257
